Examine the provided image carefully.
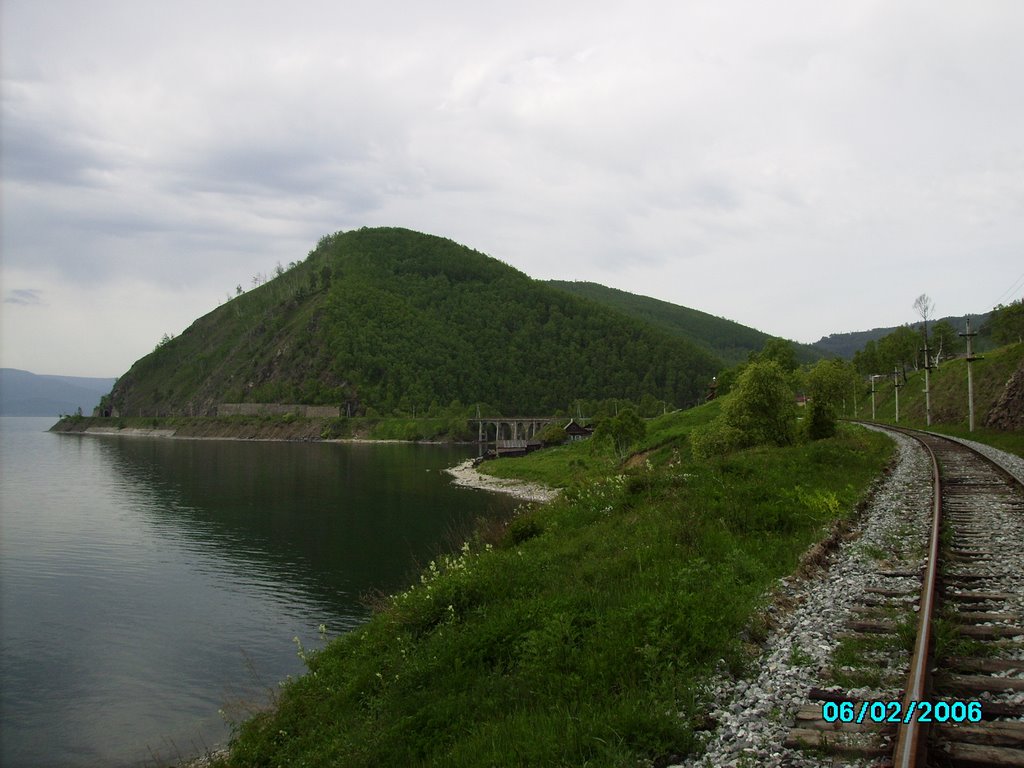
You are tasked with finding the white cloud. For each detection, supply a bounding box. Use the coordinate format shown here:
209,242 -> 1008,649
2,0 -> 1023,375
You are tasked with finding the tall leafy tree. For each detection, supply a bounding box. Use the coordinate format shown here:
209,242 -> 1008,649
804,359 -> 857,439
853,339 -> 882,375
930,320 -> 960,364
878,326 -> 919,382
985,300 -> 1024,345
722,360 -> 797,448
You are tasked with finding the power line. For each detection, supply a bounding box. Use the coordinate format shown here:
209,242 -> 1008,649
992,269 -> 1024,308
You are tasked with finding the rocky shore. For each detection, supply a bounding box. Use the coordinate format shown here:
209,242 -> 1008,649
443,459 -> 560,503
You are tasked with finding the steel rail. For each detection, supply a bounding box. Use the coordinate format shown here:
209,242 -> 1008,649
848,422 -> 1024,765
890,429 -> 942,768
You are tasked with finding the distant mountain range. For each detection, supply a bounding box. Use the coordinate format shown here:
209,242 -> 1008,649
0,369 -> 117,416
813,313 -> 992,359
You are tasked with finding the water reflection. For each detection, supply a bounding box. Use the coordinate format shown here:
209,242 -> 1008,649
0,422 -> 514,767
91,438 -> 514,618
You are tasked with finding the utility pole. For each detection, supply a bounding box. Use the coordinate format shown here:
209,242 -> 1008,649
893,367 -> 903,424
870,374 -> 883,420
477,404 -> 483,456
921,339 -> 932,427
959,318 -> 982,432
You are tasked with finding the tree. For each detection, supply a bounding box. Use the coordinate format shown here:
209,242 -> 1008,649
930,320 -> 960,364
853,339 -> 882,375
154,332 -> 174,351
986,300 -> 1024,345
804,359 -> 857,439
878,326 -> 919,381
755,338 -> 799,373
913,293 -> 935,362
722,360 -> 796,447
913,294 -> 934,332
594,407 -> 646,460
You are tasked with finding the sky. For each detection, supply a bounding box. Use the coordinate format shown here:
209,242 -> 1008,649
2,1 -> 1023,378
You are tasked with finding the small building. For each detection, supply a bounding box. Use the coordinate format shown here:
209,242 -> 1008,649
495,439 -> 543,457
563,419 -> 593,441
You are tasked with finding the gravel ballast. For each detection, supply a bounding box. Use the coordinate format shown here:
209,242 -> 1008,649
677,429 -> 937,767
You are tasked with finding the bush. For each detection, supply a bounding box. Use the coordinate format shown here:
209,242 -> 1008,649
594,408 -> 646,459
536,422 -> 569,446
689,420 -> 743,461
721,360 -> 796,448
805,400 -> 837,440
503,513 -> 544,546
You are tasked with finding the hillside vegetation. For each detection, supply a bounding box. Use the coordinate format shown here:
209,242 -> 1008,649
109,228 -> 723,418
858,341 -> 1024,455
547,280 -> 821,366
814,313 -> 992,359
212,404 -> 893,767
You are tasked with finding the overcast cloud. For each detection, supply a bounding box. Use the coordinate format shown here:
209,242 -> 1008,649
2,0 -> 1023,377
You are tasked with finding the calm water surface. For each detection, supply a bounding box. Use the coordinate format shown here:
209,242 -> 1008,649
0,417 -> 513,767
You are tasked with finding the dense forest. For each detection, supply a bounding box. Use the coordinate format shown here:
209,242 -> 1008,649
108,228 -> 725,417
849,300 -> 1023,381
547,280 -> 821,366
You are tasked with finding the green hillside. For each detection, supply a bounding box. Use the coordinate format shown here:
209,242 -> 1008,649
855,341 -> 1024,453
546,280 -> 821,366
814,313 -> 991,359
109,228 -> 722,417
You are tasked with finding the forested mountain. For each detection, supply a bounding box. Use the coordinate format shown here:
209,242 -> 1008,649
109,228 -> 723,417
546,280 -> 821,366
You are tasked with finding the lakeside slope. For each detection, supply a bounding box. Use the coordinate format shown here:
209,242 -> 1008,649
209,405 -> 895,767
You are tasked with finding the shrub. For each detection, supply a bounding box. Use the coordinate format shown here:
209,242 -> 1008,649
721,360 -> 796,448
689,420 -> 743,461
503,511 -> 544,546
805,399 -> 837,440
594,408 -> 646,459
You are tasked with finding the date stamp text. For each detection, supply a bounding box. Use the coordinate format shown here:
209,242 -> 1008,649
821,700 -> 982,724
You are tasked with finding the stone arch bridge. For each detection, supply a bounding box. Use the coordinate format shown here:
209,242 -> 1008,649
470,417 -> 559,443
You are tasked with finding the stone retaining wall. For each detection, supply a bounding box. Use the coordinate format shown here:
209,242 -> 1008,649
217,403 -> 340,418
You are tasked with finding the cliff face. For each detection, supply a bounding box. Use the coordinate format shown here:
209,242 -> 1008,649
986,358 -> 1024,430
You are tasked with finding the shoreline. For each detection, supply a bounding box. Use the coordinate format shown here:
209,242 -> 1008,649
443,458 -> 560,503
49,421 -> 470,446
51,423 -> 560,501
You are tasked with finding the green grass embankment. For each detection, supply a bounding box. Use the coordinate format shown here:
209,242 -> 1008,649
214,406 -> 893,768
854,341 -> 1024,458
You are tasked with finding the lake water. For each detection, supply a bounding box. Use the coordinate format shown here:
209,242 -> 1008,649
0,417 -> 514,767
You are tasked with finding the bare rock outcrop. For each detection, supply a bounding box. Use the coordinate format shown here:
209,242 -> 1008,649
985,358 -> 1024,430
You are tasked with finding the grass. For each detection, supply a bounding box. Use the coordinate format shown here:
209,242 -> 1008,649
924,424 -> 1024,459
856,341 -> 1024,458
827,632 -> 906,690
474,441 -> 618,488
477,401 -> 724,488
211,407 -> 893,767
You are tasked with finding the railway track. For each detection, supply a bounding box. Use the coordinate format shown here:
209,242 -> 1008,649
786,426 -> 1024,767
